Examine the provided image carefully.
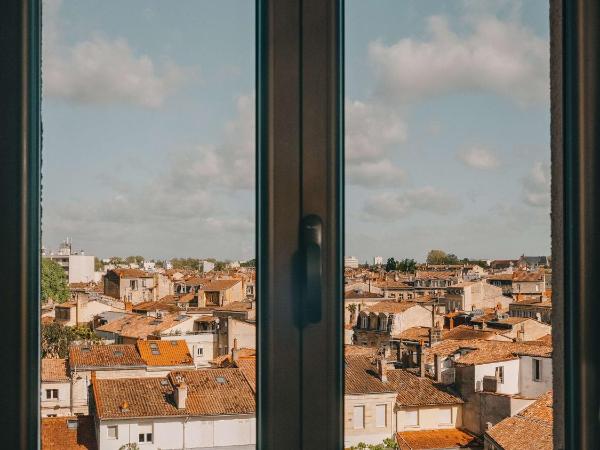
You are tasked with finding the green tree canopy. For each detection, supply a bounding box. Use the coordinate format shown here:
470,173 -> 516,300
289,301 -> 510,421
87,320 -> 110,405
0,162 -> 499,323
385,257 -> 398,272
125,255 -> 145,265
171,258 -> 202,270
41,323 -> 101,358
41,258 -> 70,304
426,249 -> 448,265
397,258 -> 417,273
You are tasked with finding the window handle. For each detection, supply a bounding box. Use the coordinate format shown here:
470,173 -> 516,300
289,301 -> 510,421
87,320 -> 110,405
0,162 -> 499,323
302,214 -> 322,325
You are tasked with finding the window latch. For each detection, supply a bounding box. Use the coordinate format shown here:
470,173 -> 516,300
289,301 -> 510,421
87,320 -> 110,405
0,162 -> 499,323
302,214 -> 322,325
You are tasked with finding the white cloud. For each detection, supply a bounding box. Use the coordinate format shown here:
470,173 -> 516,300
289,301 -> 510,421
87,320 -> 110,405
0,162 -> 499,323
363,187 -> 461,220
166,93 -> 255,190
368,14 -> 548,105
42,0 -> 192,107
346,159 -> 406,187
522,161 -> 550,207
457,146 -> 500,169
345,100 -> 407,162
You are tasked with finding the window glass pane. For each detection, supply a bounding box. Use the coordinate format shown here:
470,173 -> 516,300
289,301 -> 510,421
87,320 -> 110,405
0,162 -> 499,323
40,1 -> 255,448
345,1 -> 551,448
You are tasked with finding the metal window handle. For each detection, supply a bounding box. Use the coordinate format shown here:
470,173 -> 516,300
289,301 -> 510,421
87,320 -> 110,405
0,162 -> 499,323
302,214 -> 322,325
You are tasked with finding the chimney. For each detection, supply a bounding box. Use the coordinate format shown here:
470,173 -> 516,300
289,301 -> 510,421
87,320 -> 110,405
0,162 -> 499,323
232,338 -> 239,363
174,382 -> 188,409
417,343 -> 425,378
449,317 -> 454,330
376,357 -> 388,382
434,354 -> 442,383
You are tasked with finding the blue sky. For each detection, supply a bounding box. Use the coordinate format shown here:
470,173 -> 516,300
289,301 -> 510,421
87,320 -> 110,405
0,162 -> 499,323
42,0 -> 550,262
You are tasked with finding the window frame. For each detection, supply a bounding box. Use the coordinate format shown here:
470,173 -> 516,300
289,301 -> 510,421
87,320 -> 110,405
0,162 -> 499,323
0,0 -> 594,449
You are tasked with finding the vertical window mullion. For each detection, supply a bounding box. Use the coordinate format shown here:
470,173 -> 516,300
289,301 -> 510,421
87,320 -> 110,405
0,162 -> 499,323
258,0 -> 342,448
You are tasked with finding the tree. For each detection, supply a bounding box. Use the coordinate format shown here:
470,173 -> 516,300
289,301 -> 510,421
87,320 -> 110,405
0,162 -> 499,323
385,257 -> 398,272
426,249 -> 448,265
397,258 -> 417,273
125,255 -> 144,266
41,258 -> 69,304
41,323 -> 101,358
240,259 -> 256,268
119,444 -> 140,450
346,303 -> 357,325
94,257 -> 104,271
445,253 -> 459,264
171,258 -> 202,270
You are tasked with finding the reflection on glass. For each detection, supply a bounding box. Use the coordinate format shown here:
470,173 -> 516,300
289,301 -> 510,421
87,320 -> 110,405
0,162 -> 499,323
344,1 -> 552,449
40,1 -> 256,448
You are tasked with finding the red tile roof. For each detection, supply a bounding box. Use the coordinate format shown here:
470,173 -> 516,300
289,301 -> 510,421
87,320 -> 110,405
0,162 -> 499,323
92,369 -> 255,419
70,344 -> 145,370
396,428 -> 478,449
41,416 -> 97,450
486,392 -> 552,450
137,340 -> 194,367
41,358 -> 69,382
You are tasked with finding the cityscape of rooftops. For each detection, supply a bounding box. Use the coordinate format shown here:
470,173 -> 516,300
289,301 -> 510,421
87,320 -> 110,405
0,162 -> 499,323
40,1 -> 552,449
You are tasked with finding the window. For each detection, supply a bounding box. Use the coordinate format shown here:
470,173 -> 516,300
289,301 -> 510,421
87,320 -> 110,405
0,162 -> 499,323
107,426 -> 118,440
130,280 -> 138,291
405,409 -> 419,427
45,389 -> 58,400
353,405 -> 364,429
375,404 -> 386,428
138,424 -> 153,443
495,366 -> 505,384
196,346 -> 203,356
438,408 -> 452,425
533,359 -> 542,381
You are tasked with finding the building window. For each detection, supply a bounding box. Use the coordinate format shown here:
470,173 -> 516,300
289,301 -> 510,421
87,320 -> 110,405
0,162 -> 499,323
438,407 -> 452,425
533,359 -> 542,381
45,389 -> 59,400
138,423 -> 153,443
107,425 -> 118,439
405,408 -> 419,427
196,346 -> 203,356
495,366 -> 505,384
375,404 -> 386,428
130,280 -> 139,291
353,405 -> 364,429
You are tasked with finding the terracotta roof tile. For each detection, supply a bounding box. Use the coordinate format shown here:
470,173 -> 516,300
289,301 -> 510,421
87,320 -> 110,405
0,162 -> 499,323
236,358 -> 256,393
96,312 -> 194,339
137,340 -> 194,367
364,301 -> 424,314
486,392 -> 552,450
70,344 -> 145,370
344,355 -> 395,395
109,268 -> 153,278
513,270 -> 544,282
41,358 -> 69,382
387,369 -> 463,407
93,369 -> 255,419
41,416 -> 97,450
423,339 -> 552,366
396,428 -> 478,450
204,279 -> 241,291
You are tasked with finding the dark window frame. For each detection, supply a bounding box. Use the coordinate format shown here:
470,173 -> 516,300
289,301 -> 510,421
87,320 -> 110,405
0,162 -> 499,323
0,0 -> 596,448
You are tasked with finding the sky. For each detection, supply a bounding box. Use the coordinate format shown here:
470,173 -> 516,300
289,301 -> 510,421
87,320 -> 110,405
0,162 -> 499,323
42,0 -> 551,262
